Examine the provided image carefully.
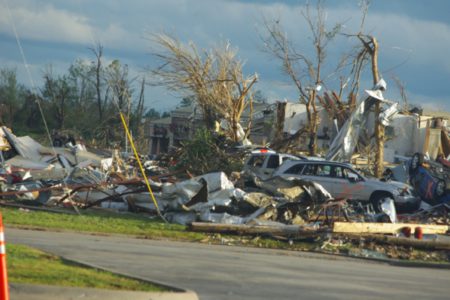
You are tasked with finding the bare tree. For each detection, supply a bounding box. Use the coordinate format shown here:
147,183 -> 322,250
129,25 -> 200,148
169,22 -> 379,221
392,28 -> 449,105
149,34 -> 258,142
392,76 -> 409,113
344,0 -> 385,177
261,1 -> 342,155
90,43 -> 107,123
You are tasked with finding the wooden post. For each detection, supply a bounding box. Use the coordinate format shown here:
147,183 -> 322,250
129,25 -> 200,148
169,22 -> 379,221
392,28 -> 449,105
369,37 -> 384,178
189,222 -> 324,237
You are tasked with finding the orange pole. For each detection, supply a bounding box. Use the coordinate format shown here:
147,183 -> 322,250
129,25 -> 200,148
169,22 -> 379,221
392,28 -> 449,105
0,213 -> 9,300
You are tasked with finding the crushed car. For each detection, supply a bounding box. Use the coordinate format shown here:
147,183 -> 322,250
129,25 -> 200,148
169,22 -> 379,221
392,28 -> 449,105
272,160 -> 420,212
409,153 -> 450,204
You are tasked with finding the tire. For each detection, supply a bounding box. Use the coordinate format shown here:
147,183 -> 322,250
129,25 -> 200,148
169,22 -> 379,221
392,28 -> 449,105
410,152 -> 424,172
370,193 -> 394,213
436,179 -> 446,197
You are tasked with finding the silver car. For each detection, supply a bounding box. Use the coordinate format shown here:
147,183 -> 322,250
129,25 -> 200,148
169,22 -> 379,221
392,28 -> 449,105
273,160 -> 420,212
243,149 -> 302,180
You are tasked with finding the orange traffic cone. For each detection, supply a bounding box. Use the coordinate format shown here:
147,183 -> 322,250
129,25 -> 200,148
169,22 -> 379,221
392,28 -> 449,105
0,213 -> 9,300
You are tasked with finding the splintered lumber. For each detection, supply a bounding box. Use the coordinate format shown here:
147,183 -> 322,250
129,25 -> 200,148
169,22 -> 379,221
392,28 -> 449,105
335,233 -> 450,251
189,222 -> 324,237
333,222 -> 449,235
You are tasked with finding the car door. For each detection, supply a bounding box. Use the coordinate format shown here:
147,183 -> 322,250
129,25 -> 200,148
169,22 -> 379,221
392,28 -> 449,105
260,154 -> 280,179
333,166 -> 366,200
300,163 -> 336,196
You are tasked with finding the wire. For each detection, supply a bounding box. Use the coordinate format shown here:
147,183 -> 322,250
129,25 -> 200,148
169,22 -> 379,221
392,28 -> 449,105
119,111 -> 167,222
3,0 -> 56,155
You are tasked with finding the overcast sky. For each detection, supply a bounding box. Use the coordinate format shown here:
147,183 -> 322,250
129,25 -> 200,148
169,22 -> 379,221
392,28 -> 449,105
1,0 -> 449,113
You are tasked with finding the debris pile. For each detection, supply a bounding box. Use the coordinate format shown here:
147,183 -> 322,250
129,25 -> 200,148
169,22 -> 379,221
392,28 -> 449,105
1,125 -> 449,262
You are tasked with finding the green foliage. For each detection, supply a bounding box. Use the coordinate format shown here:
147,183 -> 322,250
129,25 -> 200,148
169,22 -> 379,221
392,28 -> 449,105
0,48 -> 149,148
180,95 -> 194,107
144,108 -> 161,119
0,207 -> 205,241
7,244 -> 167,291
176,128 -> 243,175
0,68 -> 27,128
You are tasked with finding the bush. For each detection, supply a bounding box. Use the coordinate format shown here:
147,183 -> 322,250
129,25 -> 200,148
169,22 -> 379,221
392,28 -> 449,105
176,128 -> 243,175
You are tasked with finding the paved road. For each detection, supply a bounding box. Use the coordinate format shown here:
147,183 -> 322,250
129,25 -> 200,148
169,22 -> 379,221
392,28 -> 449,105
7,228 -> 450,300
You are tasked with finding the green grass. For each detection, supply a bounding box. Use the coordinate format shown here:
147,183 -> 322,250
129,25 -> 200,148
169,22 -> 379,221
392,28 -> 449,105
0,206 -> 317,251
7,243 -> 167,291
0,207 -> 205,241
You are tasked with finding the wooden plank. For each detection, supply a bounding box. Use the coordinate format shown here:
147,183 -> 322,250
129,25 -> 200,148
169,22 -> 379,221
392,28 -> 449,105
334,233 -> 450,251
333,222 -> 449,235
423,119 -> 431,154
189,222 -> 324,237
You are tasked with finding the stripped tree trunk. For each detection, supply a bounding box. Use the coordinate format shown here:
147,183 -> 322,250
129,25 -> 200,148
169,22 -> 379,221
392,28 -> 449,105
369,37 -> 385,178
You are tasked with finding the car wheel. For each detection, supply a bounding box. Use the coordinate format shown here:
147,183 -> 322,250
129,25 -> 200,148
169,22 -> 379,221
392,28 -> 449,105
436,179 -> 446,197
410,153 -> 424,172
370,194 -> 393,213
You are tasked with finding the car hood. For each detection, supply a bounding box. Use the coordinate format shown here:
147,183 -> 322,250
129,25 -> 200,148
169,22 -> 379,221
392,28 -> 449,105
364,177 -> 412,191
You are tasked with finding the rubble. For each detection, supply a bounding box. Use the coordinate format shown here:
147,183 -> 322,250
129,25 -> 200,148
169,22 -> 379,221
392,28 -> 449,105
1,125 -> 449,263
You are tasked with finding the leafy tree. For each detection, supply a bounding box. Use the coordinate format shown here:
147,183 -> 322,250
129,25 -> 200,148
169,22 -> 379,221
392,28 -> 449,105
0,68 -> 26,128
42,69 -> 76,130
144,108 -> 161,119
176,128 -> 243,175
180,96 -> 194,107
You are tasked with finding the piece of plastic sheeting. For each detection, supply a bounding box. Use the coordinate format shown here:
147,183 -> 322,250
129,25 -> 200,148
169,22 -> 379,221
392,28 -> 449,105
311,182 -> 333,200
195,172 -> 235,192
100,158 -> 113,171
380,198 -> 397,223
219,119 -> 246,142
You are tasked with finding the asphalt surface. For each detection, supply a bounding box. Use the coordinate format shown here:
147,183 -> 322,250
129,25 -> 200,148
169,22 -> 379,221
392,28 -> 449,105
7,228 -> 450,300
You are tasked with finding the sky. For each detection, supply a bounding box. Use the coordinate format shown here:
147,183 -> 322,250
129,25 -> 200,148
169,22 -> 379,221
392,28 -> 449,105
0,0 -> 449,113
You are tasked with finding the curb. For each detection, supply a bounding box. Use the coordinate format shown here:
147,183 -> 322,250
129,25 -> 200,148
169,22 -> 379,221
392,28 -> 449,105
347,254 -> 450,269
10,283 -> 199,300
10,255 -> 199,300
58,255 -> 195,293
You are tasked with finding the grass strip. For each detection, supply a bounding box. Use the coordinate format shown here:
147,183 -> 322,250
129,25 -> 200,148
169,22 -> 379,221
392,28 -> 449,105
7,243 -> 167,291
0,207 -> 205,241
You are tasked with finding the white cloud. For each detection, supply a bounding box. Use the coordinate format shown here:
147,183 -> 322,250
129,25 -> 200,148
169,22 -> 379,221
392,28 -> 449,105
0,3 -> 92,44
365,11 -> 450,73
1,0 -> 449,111
407,91 -> 449,111
0,1 -> 135,49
